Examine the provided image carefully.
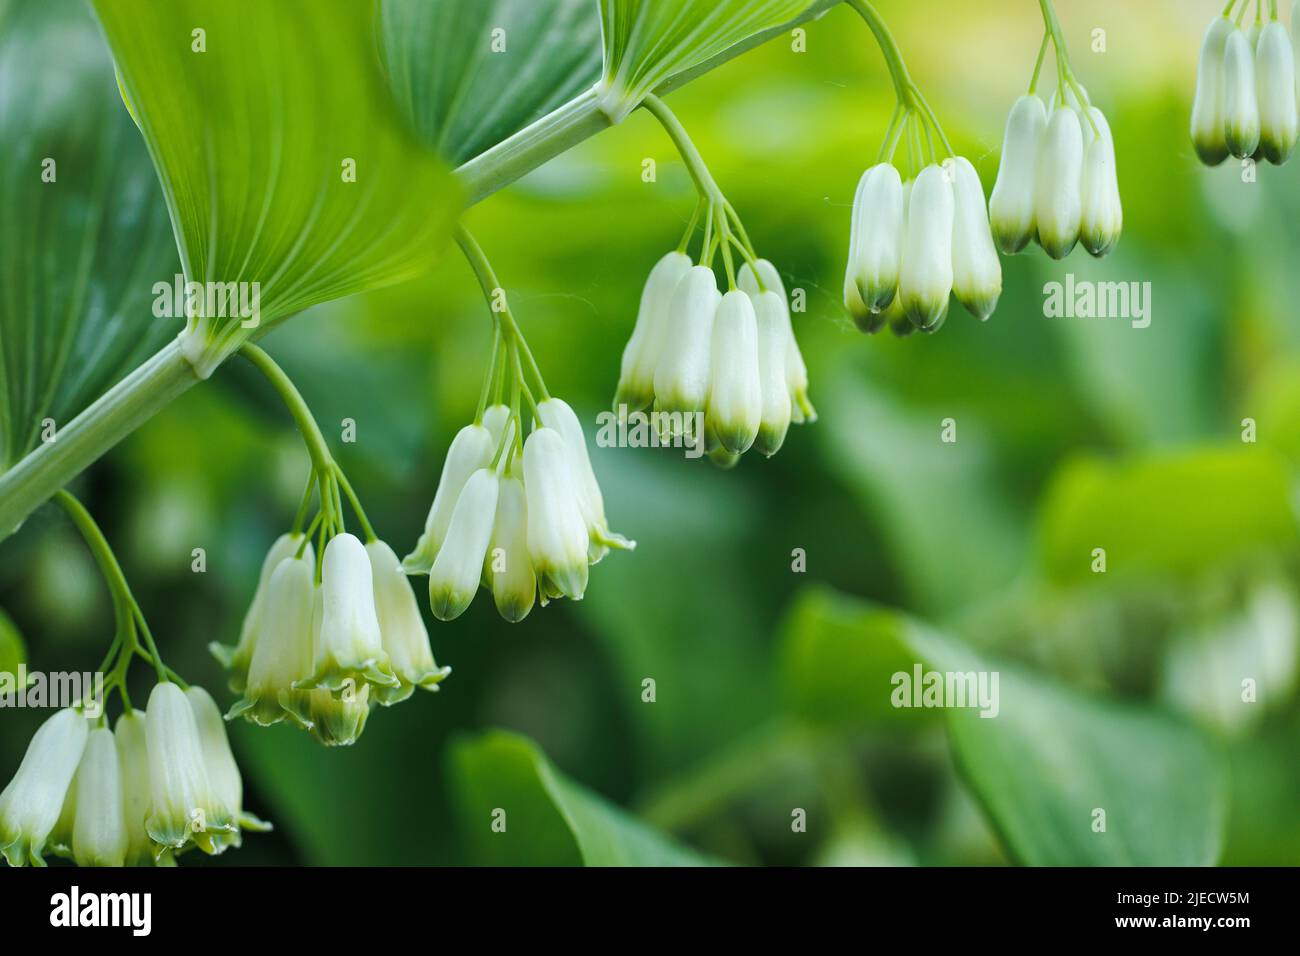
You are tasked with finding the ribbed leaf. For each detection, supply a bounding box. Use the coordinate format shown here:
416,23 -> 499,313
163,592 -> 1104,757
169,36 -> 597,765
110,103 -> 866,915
378,0 -> 602,164
91,0 -> 461,371
0,0 -> 180,467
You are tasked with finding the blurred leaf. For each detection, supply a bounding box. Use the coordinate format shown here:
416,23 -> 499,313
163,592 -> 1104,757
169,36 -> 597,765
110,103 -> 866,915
596,0 -> 814,121
0,0 -> 179,467
1037,447 -> 1298,587
92,0 -> 460,360
0,606 -> 25,678
450,729 -> 717,865
378,0 -> 602,165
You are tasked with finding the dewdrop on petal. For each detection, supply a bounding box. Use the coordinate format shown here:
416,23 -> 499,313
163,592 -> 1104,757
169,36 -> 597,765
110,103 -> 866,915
367,540 -> 449,703
428,468 -> 499,622
844,163 -> 904,327
301,533 -> 398,693
990,94 -> 1047,253
1191,17 -> 1234,165
1033,105 -> 1084,259
1223,27 -> 1261,158
706,291 -> 763,455
0,708 -> 87,866
946,157 -> 1002,320
487,471 -> 537,622
898,164 -> 954,332
227,554 -> 316,728
654,265 -> 719,418
404,422 -> 494,573
1255,21 -> 1298,165
524,427 -> 589,603
752,290 -> 793,457
211,531 -> 307,691
1080,108 -> 1123,257
737,259 -> 814,423
145,682 -> 234,856
114,710 -> 155,867
616,251 -> 693,411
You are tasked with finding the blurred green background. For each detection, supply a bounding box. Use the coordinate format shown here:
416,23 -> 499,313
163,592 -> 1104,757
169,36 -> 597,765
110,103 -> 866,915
3,0 -> 1299,866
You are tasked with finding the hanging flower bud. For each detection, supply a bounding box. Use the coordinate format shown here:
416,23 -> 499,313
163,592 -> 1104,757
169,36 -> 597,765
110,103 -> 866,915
71,727 -> 128,867
947,157 -> 1002,321
145,682 -> 235,855
990,94 -> 1047,254
654,265 -> 720,417
899,164 -> 954,331
367,540 -> 450,703
523,427 -> 589,603
1080,107 -> 1123,257
428,469 -> 499,622
737,259 -> 814,423
705,291 -> 763,455
1223,27 -> 1261,158
404,423 -> 494,573
301,533 -> 398,693
114,709 -> 155,867
1255,21 -> 1298,165
1033,105 -> 1084,259
210,531 -> 307,691
844,163 -> 904,327
486,471 -> 537,622
615,251 -> 693,411
482,403 -> 512,446
752,290 -> 794,457
538,397 -> 633,562
1191,17 -> 1235,165
0,708 -> 87,866
227,554 -> 316,729
305,685 -> 370,747
187,685 -> 268,851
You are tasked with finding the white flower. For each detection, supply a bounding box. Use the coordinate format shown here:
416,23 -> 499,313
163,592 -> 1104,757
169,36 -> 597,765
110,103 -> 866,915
301,533 -> 398,693
486,471 -> 536,622
654,265 -> 719,416
844,163 -> 904,328
227,553 -> 316,728
946,156 -> 1002,320
1256,21 -> 1298,165
523,427 -> 589,603
899,163 -> 954,331
211,531 -> 307,690
751,290 -> 794,457
706,291 -> 763,455
1033,105 -> 1084,260
616,251 -> 693,411
1223,26 -> 1261,159
1079,107 -> 1123,257
429,468 -> 500,621
482,403 -> 512,446
990,94 -> 1048,254
367,540 -> 450,702
538,396 -> 633,562
114,709 -> 155,866
187,685 -> 269,851
0,708 -> 87,866
145,682 -> 234,855
1191,17 -> 1235,165
404,422 -> 494,573
71,727 -> 128,867
737,259 -> 814,423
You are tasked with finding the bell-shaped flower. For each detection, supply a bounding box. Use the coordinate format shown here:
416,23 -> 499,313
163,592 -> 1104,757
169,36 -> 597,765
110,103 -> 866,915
738,259 -> 814,422
706,291 -> 763,455
654,265 -> 719,417
751,290 -> 793,457
947,157 -> 1002,320
306,686 -> 370,747
227,553 -> 317,729
990,94 -> 1047,254
1079,108 -> 1123,257
1033,105 -> 1084,259
523,427 -> 589,602
616,251 -> 693,411
404,422 -> 495,573
1223,27 -> 1261,158
0,708 -> 88,866
482,403 -> 512,446
210,531 -> 307,691
538,397 -> 633,562
899,164 -> 954,331
114,710 -> 155,867
47,767 -> 78,861
1191,17 -> 1235,165
71,727 -> 128,867
428,468 -> 499,621
300,533 -> 398,694
145,682 -> 235,856
367,540 -> 450,703
844,163 -> 904,327
486,470 -> 536,622
1255,21 -> 1298,165
187,685 -> 268,852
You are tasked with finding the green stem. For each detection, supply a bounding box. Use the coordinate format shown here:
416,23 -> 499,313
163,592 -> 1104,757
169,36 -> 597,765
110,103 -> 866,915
239,343 -> 334,473
640,93 -> 724,203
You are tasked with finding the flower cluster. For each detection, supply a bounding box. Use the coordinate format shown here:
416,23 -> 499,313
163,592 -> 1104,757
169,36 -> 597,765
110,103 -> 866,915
845,157 -> 1002,336
1191,8 -> 1298,167
0,687 -> 266,867
216,530 -> 450,745
989,87 -> 1122,260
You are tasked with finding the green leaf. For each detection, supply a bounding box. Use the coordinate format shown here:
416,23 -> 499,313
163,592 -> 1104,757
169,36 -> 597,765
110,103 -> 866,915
378,0 -> 602,164
1037,447 -> 1299,586
0,606 -> 25,680
0,0 -> 181,467
449,729 -> 718,866
596,0 -> 816,121
91,0 -> 461,372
